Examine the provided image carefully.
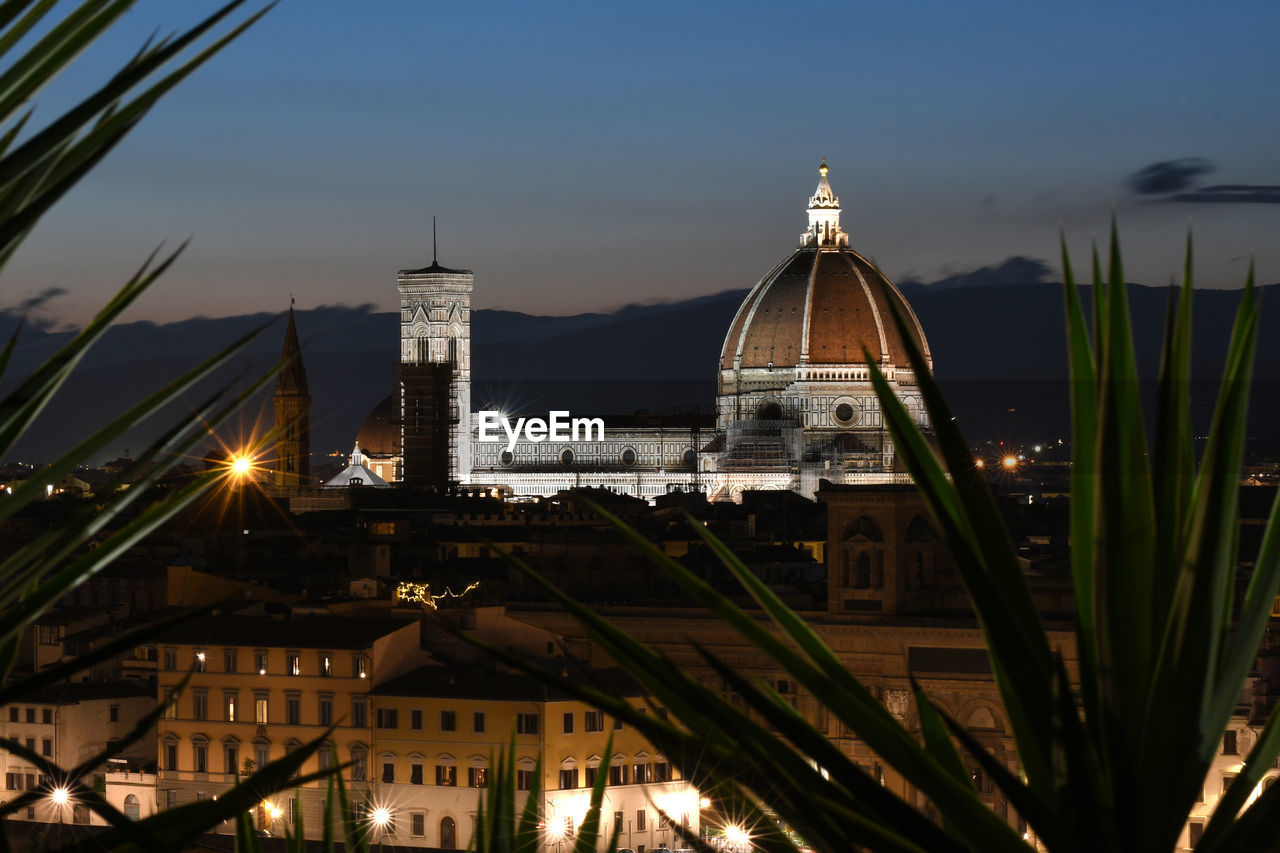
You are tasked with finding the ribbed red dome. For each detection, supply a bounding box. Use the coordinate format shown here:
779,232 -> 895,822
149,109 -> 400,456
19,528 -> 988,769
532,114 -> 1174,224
719,246 -> 930,372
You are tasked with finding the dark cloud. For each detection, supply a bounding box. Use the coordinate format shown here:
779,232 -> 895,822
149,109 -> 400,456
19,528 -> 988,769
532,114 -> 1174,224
1127,158 -> 1214,194
901,256 -> 1052,290
15,287 -> 67,314
1169,184 -> 1280,204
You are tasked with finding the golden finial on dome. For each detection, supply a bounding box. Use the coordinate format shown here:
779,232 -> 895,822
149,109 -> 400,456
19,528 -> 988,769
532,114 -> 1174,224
819,157 -> 828,175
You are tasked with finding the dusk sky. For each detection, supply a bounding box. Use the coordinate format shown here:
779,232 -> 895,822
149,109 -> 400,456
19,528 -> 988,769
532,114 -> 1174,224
6,0 -> 1279,327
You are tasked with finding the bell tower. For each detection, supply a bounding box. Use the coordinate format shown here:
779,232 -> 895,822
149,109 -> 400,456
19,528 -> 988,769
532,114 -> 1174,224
396,223 -> 472,487
273,304 -> 311,488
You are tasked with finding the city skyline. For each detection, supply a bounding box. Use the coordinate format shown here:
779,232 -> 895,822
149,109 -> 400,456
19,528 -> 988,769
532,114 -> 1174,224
4,1 -> 1279,328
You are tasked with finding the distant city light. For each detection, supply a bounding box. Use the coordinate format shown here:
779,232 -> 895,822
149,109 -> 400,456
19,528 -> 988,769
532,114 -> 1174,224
974,459 -> 985,469
1002,455 -> 1018,470
232,457 -> 252,476
371,806 -> 392,827
51,786 -> 69,806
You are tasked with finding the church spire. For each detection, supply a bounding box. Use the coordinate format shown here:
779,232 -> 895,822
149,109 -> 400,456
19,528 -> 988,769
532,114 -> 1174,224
802,158 -> 849,248
273,304 -> 311,489
276,304 -> 309,396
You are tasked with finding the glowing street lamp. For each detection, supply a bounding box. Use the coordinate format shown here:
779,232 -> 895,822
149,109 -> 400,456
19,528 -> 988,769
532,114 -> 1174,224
51,786 -> 70,823
1002,455 -> 1018,470
370,805 -> 393,853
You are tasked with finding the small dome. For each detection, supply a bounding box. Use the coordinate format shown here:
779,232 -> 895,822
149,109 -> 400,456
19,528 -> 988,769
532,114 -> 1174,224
357,395 -> 397,456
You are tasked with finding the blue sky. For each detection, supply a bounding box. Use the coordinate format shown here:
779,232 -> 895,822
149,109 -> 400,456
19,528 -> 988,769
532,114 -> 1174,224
6,0 -> 1279,326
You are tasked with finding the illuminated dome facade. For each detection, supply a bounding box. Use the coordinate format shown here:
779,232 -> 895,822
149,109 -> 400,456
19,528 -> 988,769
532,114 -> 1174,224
712,161 -> 931,496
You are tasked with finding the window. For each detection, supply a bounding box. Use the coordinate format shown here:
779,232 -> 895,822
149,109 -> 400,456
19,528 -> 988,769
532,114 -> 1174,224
6,708 -> 15,722
382,761 -> 395,783
653,762 -> 670,782
563,712 -> 574,734
25,707 -> 34,723
224,649 -> 237,673
38,624 -> 58,645
441,710 -> 456,731
609,765 -> 629,786
559,768 -> 579,789
163,648 -> 177,671
164,743 -> 178,771
656,707 -> 669,721
319,696 -> 333,727
286,694 -> 301,725
254,744 -> 269,771
193,743 -> 208,774
563,816 -> 575,839
24,736 -> 33,753
410,763 -> 423,784
45,708 -> 55,724
193,691 -> 208,721
1223,773 -> 1238,796
412,813 -> 426,837
1224,730 -> 1239,755
411,709 -> 422,730
124,794 -> 140,821
436,764 -> 457,786
614,716 -> 623,731
73,804 -> 89,825
352,698 -> 367,728
586,767 -> 598,786
469,767 -> 488,788
318,745 -> 333,771
254,651 -> 268,675
636,810 -> 647,831
633,762 -> 652,783
377,708 -> 398,729
225,745 -> 238,774
224,693 -> 238,722
352,654 -> 368,679
585,711 -> 604,732
516,713 -> 538,734
351,747 -> 367,782
254,694 -> 269,724
41,738 -> 51,757
286,653 -> 301,677
195,650 -> 207,672
517,769 -> 533,791
318,653 -> 332,677
1189,821 -> 1205,846
474,711 -> 485,733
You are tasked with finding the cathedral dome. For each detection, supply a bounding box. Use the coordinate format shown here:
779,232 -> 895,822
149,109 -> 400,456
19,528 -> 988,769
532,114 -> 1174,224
719,163 -> 931,374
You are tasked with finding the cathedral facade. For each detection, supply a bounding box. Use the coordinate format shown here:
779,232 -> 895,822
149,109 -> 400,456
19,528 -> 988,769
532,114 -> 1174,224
359,162 -> 928,501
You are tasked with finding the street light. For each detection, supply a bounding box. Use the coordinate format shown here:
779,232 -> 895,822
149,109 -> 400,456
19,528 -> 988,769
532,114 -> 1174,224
371,805 -> 392,853
51,785 -> 69,823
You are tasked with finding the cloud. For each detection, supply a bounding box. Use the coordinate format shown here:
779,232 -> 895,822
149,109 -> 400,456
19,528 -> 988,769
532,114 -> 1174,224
1169,184 -> 1280,204
900,256 -> 1052,290
1127,158 -> 1215,194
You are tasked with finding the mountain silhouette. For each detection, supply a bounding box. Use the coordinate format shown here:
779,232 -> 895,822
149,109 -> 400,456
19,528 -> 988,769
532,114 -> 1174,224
7,278 -> 1279,466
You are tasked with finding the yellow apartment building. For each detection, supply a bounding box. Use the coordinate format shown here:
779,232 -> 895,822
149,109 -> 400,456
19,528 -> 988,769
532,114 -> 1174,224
369,664 -> 700,851
151,613 -> 426,829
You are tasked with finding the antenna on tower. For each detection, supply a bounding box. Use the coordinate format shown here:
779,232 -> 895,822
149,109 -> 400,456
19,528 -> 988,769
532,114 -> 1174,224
432,216 -> 438,266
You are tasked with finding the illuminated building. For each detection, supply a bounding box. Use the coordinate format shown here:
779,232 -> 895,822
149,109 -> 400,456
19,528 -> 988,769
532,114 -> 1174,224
150,615 -> 424,819
369,664 -> 699,850
353,162 -> 929,502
